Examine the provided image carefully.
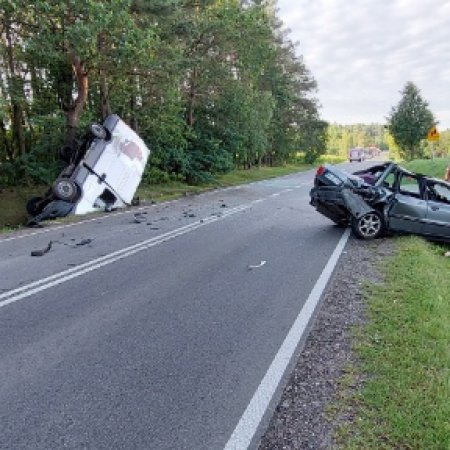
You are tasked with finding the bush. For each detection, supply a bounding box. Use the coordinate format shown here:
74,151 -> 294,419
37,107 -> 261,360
143,166 -> 172,185
318,154 -> 347,164
184,133 -> 234,185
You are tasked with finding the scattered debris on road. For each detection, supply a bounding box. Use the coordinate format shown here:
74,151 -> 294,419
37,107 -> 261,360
133,212 -> 147,223
248,260 -> 267,270
30,238 -> 94,256
75,238 -> 93,247
31,241 -> 53,257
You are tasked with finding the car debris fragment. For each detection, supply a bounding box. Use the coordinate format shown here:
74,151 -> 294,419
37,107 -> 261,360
310,162 -> 450,242
133,212 -> 147,223
26,114 -> 150,226
75,238 -> 93,246
31,241 -> 53,257
248,260 -> 267,269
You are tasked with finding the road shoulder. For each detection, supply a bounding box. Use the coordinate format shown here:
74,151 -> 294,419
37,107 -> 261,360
258,236 -> 396,449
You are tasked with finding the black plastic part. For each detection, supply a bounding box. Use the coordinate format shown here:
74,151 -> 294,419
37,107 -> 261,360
26,197 -> 45,216
26,200 -> 75,227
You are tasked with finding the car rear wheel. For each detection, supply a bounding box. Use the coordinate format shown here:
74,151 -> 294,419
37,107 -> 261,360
351,211 -> 384,239
52,178 -> 79,202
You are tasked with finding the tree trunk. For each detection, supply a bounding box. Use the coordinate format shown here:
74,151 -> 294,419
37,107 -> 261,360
130,94 -> 138,131
97,32 -> 111,120
186,69 -> 197,127
29,63 -> 41,99
4,17 -> 26,158
100,71 -> 111,120
0,119 -> 13,160
65,52 -> 89,149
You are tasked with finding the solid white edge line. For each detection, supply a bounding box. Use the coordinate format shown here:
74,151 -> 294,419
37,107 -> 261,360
223,228 -> 351,450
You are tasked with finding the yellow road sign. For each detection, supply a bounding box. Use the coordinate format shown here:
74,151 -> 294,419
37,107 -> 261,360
428,126 -> 440,141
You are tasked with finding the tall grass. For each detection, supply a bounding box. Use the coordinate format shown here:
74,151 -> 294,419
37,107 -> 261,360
336,237 -> 450,449
404,157 -> 450,179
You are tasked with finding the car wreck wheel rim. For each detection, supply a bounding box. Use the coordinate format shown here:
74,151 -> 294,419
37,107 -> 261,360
358,213 -> 381,237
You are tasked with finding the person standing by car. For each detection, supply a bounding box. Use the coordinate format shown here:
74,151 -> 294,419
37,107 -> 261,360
445,165 -> 450,182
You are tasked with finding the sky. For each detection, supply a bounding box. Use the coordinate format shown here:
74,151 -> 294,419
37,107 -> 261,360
276,0 -> 450,130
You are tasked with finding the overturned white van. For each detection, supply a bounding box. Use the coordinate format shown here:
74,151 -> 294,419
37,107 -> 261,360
27,115 -> 150,225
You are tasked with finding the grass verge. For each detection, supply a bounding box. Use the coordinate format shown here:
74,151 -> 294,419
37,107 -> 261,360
334,237 -> 450,449
0,186 -> 42,231
138,164 -> 313,203
0,163 -> 313,230
404,157 -> 450,179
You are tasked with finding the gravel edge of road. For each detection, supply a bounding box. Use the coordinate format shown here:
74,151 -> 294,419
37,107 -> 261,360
258,236 -> 396,450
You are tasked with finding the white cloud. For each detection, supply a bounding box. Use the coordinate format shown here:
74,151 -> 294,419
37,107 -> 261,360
277,0 -> 450,129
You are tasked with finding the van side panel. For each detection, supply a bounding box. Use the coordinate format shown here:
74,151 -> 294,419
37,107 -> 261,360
73,116 -> 151,214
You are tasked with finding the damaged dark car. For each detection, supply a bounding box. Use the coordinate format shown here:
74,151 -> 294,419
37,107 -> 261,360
310,162 -> 450,242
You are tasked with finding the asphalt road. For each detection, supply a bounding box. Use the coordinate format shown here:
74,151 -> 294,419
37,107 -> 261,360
0,162 -> 371,449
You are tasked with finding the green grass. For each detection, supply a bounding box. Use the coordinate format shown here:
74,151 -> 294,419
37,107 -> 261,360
404,157 -> 450,179
134,164 -> 315,204
0,186 -> 45,230
0,163 -> 314,230
212,163 -> 313,185
335,237 -> 450,449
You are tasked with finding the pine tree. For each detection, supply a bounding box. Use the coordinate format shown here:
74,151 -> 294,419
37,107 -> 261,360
387,82 -> 434,160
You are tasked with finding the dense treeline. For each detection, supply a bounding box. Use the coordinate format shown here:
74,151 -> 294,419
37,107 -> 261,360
326,123 -> 389,156
0,0 -> 327,187
389,129 -> 450,160
326,122 -> 450,160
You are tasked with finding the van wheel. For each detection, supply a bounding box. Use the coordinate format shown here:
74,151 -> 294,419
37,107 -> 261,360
351,211 -> 384,239
52,179 -> 79,202
59,145 -> 75,163
26,197 -> 44,216
90,123 -> 107,139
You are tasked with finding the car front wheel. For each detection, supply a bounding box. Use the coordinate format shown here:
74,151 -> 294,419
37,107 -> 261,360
351,211 -> 384,239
